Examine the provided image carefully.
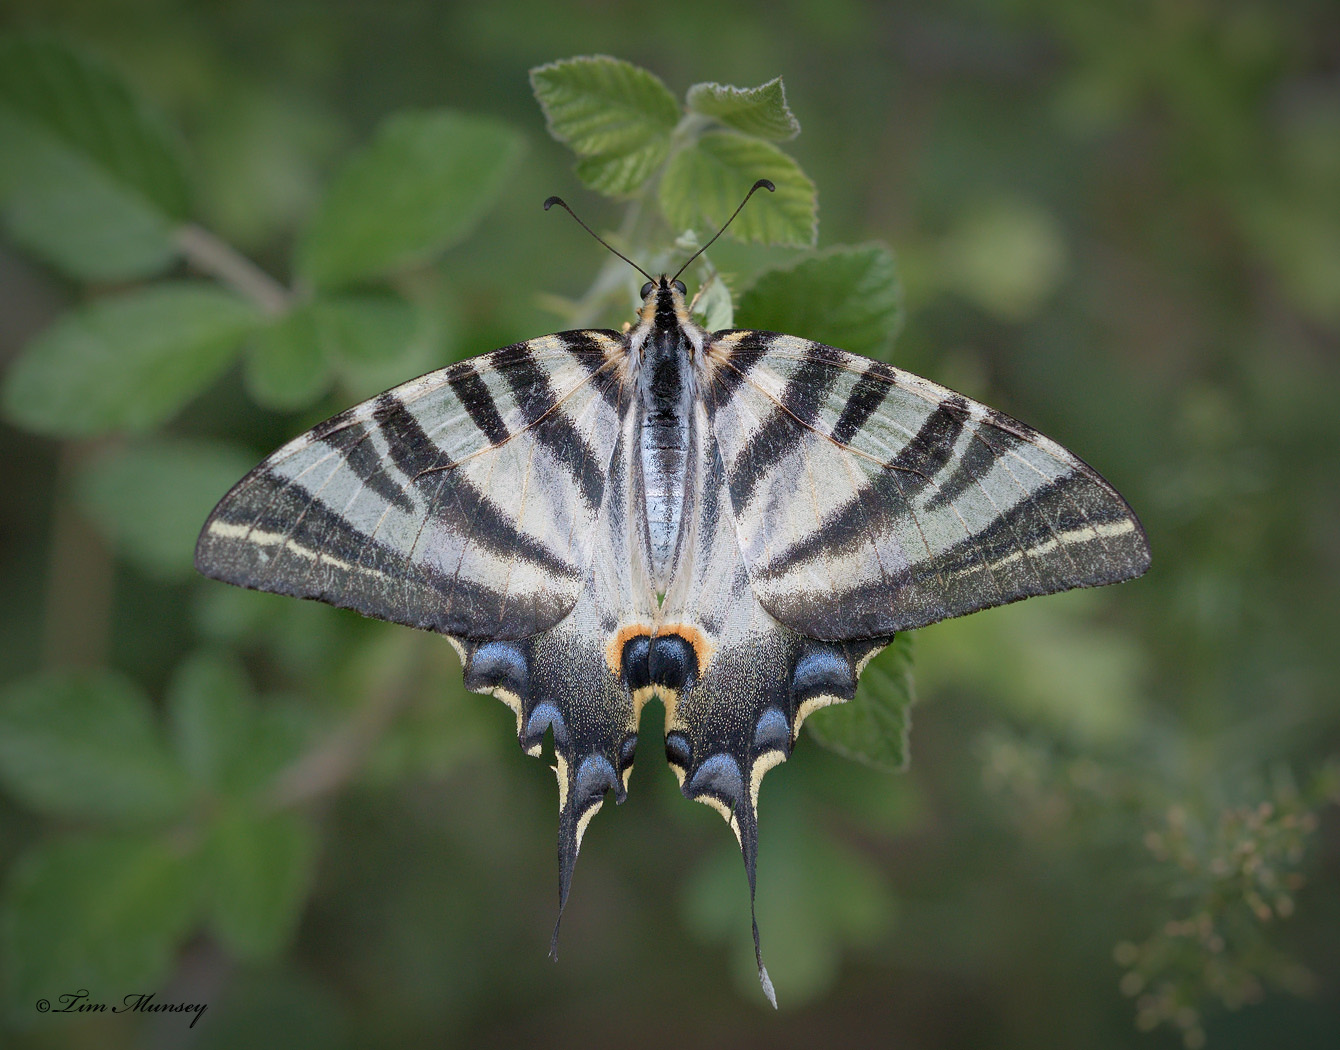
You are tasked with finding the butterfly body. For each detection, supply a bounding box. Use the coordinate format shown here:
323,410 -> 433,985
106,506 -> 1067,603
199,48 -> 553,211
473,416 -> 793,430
197,272 -> 1149,1005
632,277 -> 702,590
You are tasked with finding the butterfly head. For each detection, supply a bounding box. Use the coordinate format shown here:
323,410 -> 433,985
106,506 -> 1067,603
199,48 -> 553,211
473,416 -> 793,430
637,275 -> 690,332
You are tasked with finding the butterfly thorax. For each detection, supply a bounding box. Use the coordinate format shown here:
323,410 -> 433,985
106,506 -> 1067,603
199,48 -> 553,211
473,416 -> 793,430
630,278 -> 707,594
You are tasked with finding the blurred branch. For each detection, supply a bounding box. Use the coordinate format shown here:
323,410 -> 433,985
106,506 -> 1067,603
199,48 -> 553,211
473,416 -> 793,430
268,632 -> 428,809
175,224 -> 291,316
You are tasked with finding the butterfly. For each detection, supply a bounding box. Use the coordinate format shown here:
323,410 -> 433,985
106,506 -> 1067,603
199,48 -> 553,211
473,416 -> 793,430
196,181 -> 1150,1005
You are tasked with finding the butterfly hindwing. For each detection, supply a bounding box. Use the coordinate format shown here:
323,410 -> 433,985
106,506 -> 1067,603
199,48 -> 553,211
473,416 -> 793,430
195,332 -> 631,641
456,407 -> 657,946
701,331 -> 1151,640
650,402 -> 891,1005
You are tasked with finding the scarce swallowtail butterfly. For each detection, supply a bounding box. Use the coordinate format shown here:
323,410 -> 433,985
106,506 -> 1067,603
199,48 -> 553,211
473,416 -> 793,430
196,180 -> 1150,1005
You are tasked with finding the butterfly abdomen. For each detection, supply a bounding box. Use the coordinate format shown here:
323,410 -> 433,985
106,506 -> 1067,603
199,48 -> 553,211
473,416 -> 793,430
638,325 -> 696,591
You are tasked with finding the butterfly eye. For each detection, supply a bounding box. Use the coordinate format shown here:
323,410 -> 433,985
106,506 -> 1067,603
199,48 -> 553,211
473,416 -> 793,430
640,281 -> 654,299
672,279 -> 687,295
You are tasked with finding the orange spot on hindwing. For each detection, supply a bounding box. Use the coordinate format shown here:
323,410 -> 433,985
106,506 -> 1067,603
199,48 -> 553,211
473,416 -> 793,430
606,623 -> 715,712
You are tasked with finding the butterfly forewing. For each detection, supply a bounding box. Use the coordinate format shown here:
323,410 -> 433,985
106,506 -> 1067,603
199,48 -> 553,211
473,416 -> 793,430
701,331 -> 1150,640
195,332 -> 631,641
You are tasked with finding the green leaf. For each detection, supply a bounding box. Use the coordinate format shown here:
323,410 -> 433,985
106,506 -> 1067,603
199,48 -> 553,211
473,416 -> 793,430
316,291 -> 419,366
245,292 -> 422,408
686,77 -> 800,140
530,56 -> 680,195
692,273 -> 735,330
245,303 -> 333,411
1,282 -> 262,437
0,35 -> 188,281
167,651 -> 255,794
572,148 -> 668,196
205,806 -> 316,959
0,670 -> 189,822
806,634 -> 915,772
738,244 -> 903,358
167,651 -> 305,798
1,833 -> 200,1019
322,291 -> 440,400
659,131 -> 816,247
296,109 -> 523,288
75,438 -> 257,581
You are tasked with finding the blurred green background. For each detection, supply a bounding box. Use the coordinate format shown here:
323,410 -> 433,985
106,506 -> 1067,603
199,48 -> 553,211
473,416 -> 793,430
1,1 -> 1338,1048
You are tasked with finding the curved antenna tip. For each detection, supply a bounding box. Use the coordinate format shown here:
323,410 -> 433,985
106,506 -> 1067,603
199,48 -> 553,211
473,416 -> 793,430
671,178 -> 777,281
543,194 -> 652,281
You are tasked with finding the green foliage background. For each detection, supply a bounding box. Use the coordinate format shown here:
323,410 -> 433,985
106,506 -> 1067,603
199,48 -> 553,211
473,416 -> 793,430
0,2 -> 1337,1048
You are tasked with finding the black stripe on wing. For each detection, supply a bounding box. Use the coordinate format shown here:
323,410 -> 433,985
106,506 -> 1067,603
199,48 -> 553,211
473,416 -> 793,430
760,471 -> 1149,636
705,336 -> 1150,640
725,342 -> 842,511
196,469 -> 578,639
830,365 -> 891,446
196,332 -> 631,641
757,395 -> 970,573
502,342 -> 610,510
319,419 -> 414,514
448,362 -> 511,446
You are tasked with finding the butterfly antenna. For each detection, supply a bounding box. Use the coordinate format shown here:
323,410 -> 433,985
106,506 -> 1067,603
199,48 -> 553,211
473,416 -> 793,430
672,178 -> 775,282
544,196 -> 653,282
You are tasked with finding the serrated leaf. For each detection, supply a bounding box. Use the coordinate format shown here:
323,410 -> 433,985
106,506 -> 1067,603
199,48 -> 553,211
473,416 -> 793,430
530,56 -> 679,195
659,131 -> 816,247
686,77 -> 800,140
738,244 -> 903,358
75,438 -> 257,581
806,634 -> 915,772
573,145 -> 669,196
245,303 -> 332,410
1,282 -> 261,436
0,35 -> 188,281
205,806 -> 316,959
296,110 -> 523,288
0,670 -> 189,822
1,834 -> 200,1019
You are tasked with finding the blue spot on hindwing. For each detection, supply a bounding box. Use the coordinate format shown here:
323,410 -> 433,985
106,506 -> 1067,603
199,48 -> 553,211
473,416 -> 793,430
753,707 -> 791,753
687,753 -> 744,807
573,754 -> 617,808
620,634 -> 652,691
525,702 -> 569,749
792,644 -> 855,701
649,633 -> 697,689
466,640 -> 530,697
664,731 -> 692,770
618,734 -> 638,772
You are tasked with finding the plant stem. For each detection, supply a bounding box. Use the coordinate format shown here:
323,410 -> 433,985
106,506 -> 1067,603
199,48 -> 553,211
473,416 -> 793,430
175,224 -> 291,316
